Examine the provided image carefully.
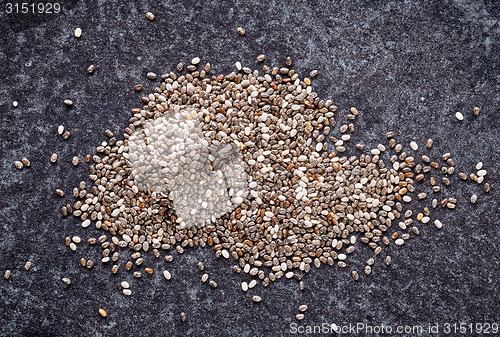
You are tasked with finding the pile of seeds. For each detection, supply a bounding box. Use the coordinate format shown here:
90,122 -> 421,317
58,58 -> 490,292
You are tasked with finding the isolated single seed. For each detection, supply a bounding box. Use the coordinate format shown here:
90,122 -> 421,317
455,111 -> 464,120
241,282 -> 248,291
180,312 -> 187,322
191,57 -> 200,65
64,99 -> 73,106
72,156 -> 79,166
14,161 -> 23,169
410,141 -> 418,151
298,304 -> 308,312
252,295 -> 262,303
484,183 -> 490,193
385,256 -> 392,265
236,27 -> 245,35
123,289 -> 132,296
87,64 -> 95,73
12,101 -> 18,107
201,274 -> 209,283
24,261 -> 32,270
4,270 -> 11,279
257,54 -> 265,62
62,277 -> 71,285
22,158 -> 31,166
74,28 -> 82,38
163,270 -> 171,280
473,106 -> 480,116
99,309 -> 107,317
145,12 -> 155,20
434,220 -> 443,228
470,194 -> 478,204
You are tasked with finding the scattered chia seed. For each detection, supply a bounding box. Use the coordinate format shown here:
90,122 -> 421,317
48,58 -> 492,322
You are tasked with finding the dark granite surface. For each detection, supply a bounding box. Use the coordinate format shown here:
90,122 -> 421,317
0,1 -> 499,336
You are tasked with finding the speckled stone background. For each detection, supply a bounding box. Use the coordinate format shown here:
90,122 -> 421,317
0,1 -> 499,336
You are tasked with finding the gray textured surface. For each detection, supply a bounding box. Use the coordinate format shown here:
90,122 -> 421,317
0,1 -> 499,336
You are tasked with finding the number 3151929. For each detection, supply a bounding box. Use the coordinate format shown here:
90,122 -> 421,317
6,2 -> 61,14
